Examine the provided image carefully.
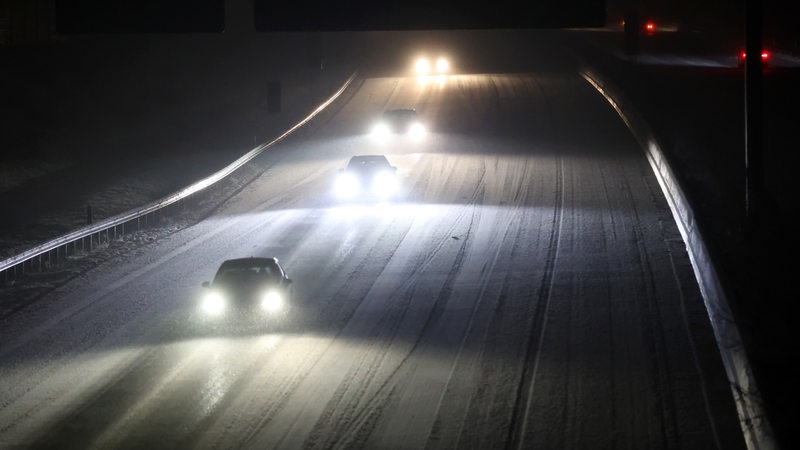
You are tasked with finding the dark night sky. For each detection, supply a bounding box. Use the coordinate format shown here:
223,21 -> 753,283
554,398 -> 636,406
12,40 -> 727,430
53,0 -> 607,33
54,0 -> 226,33
47,0 -> 798,48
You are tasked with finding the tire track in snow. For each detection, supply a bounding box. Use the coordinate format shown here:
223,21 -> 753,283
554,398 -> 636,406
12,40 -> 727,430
425,155 -> 545,450
505,155 -> 565,450
298,160 -> 489,450
619,173 -> 681,449
235,153 -> 487,450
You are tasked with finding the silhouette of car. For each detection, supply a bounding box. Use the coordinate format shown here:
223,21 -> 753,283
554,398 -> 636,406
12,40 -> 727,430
199,257 -> 293,322
334,155 -> 399,200
371,108 -> 426,141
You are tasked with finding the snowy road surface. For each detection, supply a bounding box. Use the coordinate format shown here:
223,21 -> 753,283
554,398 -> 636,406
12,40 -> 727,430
0,72 -> 746,449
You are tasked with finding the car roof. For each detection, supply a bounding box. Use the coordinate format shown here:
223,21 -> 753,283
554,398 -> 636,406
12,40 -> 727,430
348,154 -> 390,162
347,154 -> 392,166
218,257 -> 280,269
383,108 -> 417,116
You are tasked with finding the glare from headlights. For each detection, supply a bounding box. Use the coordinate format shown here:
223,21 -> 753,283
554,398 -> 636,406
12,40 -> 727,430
336,172 -> 361,199
201,291 -> 226,315
371,122 -> 390,141
436,57 -> 449,73
417,75 -> 447,88
371,171 -> 398,198
261,290 -> 283,312
409,122 -> 426,140
415,58 -> 430,75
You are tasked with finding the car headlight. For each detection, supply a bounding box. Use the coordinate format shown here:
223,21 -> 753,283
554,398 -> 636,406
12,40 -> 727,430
260,290 -> 284,312
371,171 -> 398,198
436,57 -> 449,73
201,291 -> 226,315
409,122 -> 426,140
372,122 -> 391,141
336,172 -> 361,199
415,58 -> 430,75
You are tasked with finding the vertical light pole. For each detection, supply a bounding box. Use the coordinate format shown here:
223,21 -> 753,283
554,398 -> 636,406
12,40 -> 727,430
743,0 -> 770,443
743,0 -> 765,351
744,0 -> 762,235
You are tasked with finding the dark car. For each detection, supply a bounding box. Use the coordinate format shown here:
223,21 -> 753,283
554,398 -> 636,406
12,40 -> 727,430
199,257 -> 292,322
371,108 -> 426,140
334,155 -> 399,200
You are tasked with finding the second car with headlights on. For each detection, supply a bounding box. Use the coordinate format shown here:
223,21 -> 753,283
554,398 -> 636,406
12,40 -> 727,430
334,155 -> 399,201
199,257 -> 292,327
415,56 -> 449,75
371,108 -> 426,142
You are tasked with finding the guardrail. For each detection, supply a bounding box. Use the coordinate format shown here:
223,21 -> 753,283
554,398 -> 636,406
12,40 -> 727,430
1,70 -> 359,285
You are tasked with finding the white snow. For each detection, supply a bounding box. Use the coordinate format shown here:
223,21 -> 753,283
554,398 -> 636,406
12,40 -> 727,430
0,70 -> 747,449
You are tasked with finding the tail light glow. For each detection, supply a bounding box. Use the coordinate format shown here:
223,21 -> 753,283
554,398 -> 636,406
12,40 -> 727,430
738,50 -> 770,66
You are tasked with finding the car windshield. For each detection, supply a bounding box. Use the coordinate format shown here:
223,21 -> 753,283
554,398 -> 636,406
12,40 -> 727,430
214,260 -> 278,284
384,109 -> 416,121
346,156 -> 391,171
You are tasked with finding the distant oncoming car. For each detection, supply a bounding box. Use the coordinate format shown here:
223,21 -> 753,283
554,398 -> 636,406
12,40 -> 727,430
415,56 -> 449,75
371,108 -> 426,141
334,155 -> 399,200
199,257 -> 293,324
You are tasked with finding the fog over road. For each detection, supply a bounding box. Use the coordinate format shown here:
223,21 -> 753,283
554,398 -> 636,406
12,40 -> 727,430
0,70 -> 746,449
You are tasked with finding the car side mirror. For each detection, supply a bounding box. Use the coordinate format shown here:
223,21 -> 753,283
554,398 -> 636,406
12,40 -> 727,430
201,281 -> 210,288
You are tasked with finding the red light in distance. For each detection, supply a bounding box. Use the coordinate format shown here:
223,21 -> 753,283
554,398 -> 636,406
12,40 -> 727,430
738,50 -> 771,66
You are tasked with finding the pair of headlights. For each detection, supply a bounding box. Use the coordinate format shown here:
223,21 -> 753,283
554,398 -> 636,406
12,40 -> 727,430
371,122 -> 426,141
200,290 -> 284,316
415,57 -> 449,75
335,171 -> 398,199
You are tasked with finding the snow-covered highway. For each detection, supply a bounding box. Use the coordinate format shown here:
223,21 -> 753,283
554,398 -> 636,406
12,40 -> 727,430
0,71 -> 746,449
